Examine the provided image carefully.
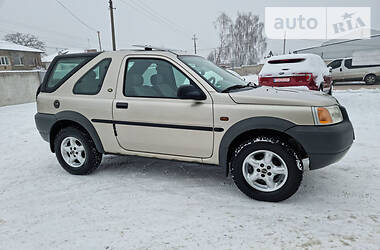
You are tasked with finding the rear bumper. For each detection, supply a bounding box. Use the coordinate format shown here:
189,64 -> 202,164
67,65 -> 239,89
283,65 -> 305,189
259,81 -> 319,90
286,106 -> 354,170
35,113 -> 56,143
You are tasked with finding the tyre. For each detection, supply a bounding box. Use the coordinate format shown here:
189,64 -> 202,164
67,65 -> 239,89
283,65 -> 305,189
54,127 -> 102,175
364,74 -> 376,85
230,137 -> 303,202
328,85 -> 333,95
319,85 -> 324,93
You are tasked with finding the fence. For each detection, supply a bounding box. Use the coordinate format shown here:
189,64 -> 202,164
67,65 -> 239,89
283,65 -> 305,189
230,64 -> 264,76
0,70 -> 45,107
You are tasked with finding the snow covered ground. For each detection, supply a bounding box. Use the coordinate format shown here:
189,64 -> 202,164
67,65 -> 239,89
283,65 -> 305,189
1,89 -> 380,249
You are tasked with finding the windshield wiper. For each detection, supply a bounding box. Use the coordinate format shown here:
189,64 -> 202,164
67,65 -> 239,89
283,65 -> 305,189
221,82 -> 257,93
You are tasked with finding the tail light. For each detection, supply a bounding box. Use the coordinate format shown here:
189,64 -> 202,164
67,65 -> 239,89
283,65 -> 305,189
258,75 -> 273,85
293,73 -> 313,82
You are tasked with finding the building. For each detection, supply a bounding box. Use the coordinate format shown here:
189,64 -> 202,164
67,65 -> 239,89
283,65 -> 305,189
0,40 -> 44,71
293,33 -> 380,62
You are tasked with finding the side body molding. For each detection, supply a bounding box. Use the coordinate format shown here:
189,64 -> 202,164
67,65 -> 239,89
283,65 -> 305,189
218,117 -> 296,174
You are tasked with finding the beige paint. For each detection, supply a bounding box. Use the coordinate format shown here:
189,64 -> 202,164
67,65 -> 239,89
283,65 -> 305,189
37,50 -> 339,165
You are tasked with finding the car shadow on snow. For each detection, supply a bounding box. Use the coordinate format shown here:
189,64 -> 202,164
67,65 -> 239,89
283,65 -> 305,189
97,155 -> 233,184
93,155 -> 340,202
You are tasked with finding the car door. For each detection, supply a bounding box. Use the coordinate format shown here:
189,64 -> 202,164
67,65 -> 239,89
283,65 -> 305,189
328,59 -> 344,81
342,59 -> 362,81
113,55 -> 214,158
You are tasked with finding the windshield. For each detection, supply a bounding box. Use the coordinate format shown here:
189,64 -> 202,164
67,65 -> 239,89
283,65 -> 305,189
178,55 -> 247,92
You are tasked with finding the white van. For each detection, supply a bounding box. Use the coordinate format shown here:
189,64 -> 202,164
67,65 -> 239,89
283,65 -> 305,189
327,58 -> 380,84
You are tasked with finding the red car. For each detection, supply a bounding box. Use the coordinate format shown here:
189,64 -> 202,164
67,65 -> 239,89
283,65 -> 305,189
258,54 -> 333,94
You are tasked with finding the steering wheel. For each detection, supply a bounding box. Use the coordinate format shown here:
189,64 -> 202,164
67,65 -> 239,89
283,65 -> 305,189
208,77 -> 216,85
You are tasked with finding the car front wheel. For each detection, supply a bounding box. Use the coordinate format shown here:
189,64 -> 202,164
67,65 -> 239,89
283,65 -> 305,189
231,137 -> 303,202
54,127 -> 102,175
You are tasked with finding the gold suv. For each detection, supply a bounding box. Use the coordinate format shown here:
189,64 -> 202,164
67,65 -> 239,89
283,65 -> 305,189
35,48 -> 354,202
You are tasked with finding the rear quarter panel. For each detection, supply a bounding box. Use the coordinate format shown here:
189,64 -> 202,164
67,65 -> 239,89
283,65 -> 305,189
37,52 -> 124,153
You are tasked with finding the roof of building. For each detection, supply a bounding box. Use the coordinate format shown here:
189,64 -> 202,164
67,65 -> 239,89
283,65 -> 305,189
0,40 -> 44,53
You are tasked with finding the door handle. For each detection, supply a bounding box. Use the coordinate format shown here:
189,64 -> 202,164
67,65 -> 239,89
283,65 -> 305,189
116,102 -> 129,109
340,68 -> 342,72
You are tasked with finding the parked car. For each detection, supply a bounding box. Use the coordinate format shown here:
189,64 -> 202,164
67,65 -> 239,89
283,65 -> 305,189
226,69 -> 245,80
327,58 -> 380,85
35,48 -> 354,202
258,54 -> 333,94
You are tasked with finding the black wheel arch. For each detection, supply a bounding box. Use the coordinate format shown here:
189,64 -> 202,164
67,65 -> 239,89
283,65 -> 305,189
219,117 -> 308,176
48,111 -> 105,153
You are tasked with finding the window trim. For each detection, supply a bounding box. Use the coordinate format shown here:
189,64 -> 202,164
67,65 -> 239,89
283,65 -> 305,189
122,57 -> 206,100
72,58 -> 112,95
13,55 -> 24,66
40,53 -> 100,93
328,59 -> 342,69
0,56 -> 9,66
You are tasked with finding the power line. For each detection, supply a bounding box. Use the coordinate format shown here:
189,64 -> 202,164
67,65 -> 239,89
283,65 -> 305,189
118,0 -> 191,39
128,0 -> 192,37
0,17 -> 90,43
54,0 -> 98,33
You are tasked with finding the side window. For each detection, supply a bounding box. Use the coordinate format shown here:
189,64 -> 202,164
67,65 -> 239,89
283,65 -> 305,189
46,57 -> 88,90
328,60 -> 342,69
73,59 -> 112,95
124,58 -> 194,98
344,59 -> 353,69
173,67 -> 190,87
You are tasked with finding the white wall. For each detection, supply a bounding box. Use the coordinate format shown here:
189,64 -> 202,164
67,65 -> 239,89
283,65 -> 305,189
0,71 -> 45,107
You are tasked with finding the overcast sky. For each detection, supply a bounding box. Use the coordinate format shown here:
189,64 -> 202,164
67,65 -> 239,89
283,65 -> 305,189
0,0 -> 379,57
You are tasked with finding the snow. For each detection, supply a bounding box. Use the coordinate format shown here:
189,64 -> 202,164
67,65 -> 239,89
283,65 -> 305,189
1,89 -> 380,249
259,54 -> 328,82
0,40 -> 44,53
243,74 -> 258,84
42,49 -> 90,63
0,69 -> 46,74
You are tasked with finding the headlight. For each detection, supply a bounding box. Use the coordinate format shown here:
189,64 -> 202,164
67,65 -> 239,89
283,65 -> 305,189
312,106 -> 343,125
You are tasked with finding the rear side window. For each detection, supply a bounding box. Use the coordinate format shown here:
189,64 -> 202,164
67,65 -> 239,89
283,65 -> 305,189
46,57 -> 88,89
73,59 -> 112,95
268,58 -> 305,64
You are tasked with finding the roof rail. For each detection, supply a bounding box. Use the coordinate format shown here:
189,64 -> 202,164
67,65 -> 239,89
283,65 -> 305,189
132,44 -> 186,54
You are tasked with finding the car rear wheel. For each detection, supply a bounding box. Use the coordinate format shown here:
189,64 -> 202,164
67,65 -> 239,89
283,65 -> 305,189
230,137 -> 303,202
54,127 -> 102,175
364,74 -> 377,85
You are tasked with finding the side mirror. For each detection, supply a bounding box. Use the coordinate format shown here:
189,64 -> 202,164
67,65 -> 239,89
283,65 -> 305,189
177,85 -> 206,101
328,66 -> 333,73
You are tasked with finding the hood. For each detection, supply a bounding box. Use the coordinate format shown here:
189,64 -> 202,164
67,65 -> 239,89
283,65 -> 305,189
228,87 -> 338,106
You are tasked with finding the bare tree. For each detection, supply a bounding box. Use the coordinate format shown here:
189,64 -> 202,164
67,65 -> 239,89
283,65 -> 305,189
212,13 -> 233,65
209,12 -> 267,67
4,32 -> 46,52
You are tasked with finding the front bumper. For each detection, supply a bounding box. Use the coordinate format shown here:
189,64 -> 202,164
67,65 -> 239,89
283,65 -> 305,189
286,106 -> 354,170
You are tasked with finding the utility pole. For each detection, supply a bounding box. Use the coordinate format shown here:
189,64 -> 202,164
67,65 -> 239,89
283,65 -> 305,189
97,31 -> 102,51
192,34 -> 198,54
109,0 -> 116,51
282,32 -> 286,55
